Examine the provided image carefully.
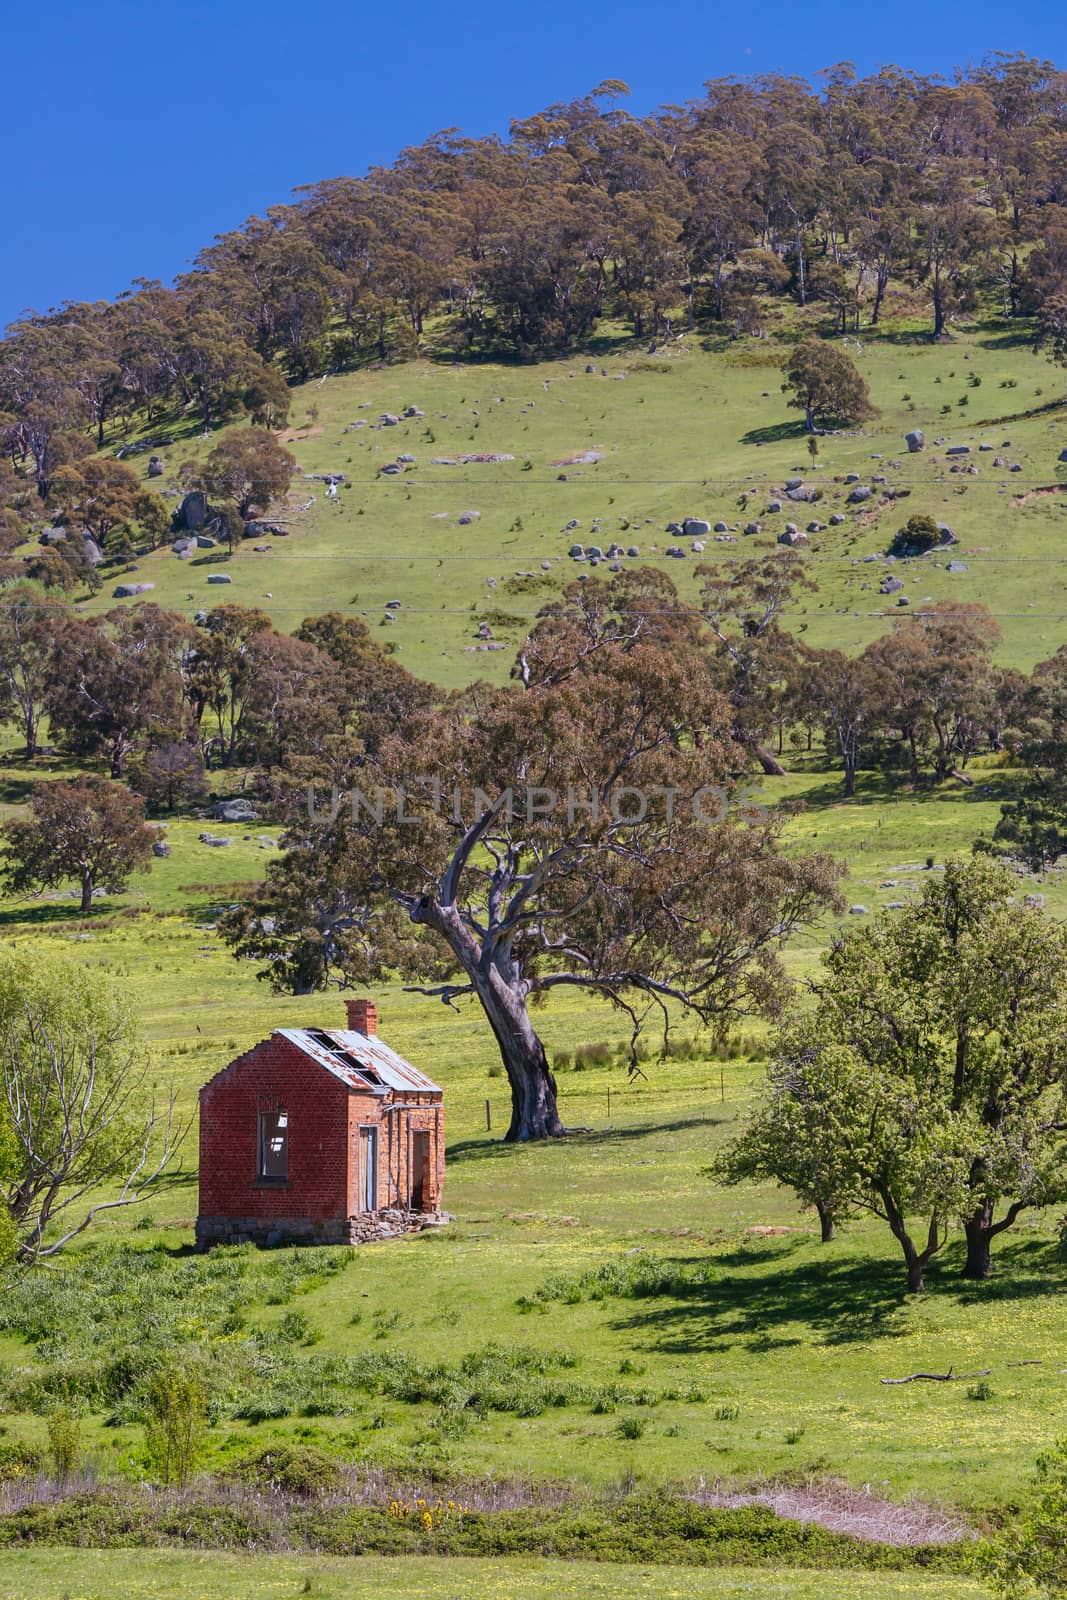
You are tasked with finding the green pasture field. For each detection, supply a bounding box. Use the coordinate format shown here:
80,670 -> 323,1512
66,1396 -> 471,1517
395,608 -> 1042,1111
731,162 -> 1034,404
88,315 -> 1067,683
2,317 -> 1067,1597
0,1549 -> 994,1600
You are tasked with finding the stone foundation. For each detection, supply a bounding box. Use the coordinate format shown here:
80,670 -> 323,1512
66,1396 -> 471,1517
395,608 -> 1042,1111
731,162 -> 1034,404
195,1209 -> 448,1251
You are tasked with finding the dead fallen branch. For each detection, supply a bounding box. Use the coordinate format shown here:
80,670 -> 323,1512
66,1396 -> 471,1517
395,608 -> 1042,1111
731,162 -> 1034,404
880,1367 -> 992,1384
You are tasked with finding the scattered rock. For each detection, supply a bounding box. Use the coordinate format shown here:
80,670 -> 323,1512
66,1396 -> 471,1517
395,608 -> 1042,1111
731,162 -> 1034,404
207,573 -> 232,584
847,486 -> 872,504
905,430 -> 925,453
457,511 -> 480,525
112,582 -> 155,598
152,840 -> 171,857
946,445 -> 971,456
880,577 -> 905,595
213,798 -> 257,823
849,905 -> 869,915
147,455 -> 164,477
175,491 -> 208,531
683,518 -> 711,537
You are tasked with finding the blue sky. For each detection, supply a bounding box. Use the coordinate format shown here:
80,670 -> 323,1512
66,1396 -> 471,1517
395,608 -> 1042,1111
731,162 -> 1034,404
3,0 -> 1066,328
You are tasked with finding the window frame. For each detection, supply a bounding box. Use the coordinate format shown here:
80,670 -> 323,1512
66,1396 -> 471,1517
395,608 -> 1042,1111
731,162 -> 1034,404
257,1109 -> 289,1184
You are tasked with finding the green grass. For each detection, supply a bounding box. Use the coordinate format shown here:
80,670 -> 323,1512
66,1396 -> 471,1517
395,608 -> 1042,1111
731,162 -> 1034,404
0,771 -> 1060,1515
87,318 -> 1067,683
2,316 -> 1067,1596
0,1549 -> 993,1600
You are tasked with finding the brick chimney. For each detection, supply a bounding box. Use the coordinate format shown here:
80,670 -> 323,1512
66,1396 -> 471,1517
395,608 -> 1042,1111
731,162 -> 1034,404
345,998 -> 377,1036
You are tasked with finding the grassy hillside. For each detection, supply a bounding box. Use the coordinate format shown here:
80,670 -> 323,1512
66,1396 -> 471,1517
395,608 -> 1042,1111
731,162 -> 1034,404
100,318 -> 1067,681
2,318 -> 1066,1598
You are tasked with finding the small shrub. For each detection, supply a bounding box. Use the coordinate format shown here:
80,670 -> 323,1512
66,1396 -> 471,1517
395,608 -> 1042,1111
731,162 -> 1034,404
46,1406 -> 82,1479
229,1443 -> 340,1497
715,1403 -> 741,1421
784,1425 -> 806,1444
966,1381 -> 994,1402
0,1442 -> 41,1483
551,1050 -> 572,1072
278,1310 -> 317,1345
617,1415 -> 646,1439
144,1360 -> 207,1488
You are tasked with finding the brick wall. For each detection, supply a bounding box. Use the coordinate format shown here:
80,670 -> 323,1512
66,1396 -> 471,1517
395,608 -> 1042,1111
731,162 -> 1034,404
348,1095 -> 444,1215
197,1030 -> 446,1251
198,1033 -> 356,1224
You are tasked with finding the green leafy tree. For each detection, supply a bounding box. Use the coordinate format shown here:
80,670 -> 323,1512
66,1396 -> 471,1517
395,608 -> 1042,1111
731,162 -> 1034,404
781,338 -> 875,431
979,1437 -> 1067,1598
48,457 -> 140,550
718,858 -> 1067,1289
223,573 -> 841,1141
0,585 -> 67,758
0,949 -> 185,1262
1,775 -> 155,912
988,646 -> 1067,869
710,1032 -> 857,1241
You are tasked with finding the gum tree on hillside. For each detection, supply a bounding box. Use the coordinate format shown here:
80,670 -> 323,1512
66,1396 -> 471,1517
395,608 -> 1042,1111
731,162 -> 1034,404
223,573 -> 841,1141
1,776 -> 155,912
698,553 -> 815,776
184,428 -> 297,522
717,858 -> 1067,1288
0,585 -> 68,759
781,338 -> 875,431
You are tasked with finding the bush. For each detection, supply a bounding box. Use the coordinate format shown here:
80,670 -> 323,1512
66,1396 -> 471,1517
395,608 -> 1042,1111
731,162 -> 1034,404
0,1442 -> 41,1483
46,1406 -> 82,1479
228,1444 -> 341,1498
144,1360 -> 207,1487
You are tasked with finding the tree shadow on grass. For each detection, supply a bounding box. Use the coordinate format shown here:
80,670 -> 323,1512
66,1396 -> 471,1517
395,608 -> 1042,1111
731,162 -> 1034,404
740,420 -> 807,446
0,901 -> 107,928
974,320 -> 1037,351
787,768 -> 1020,813
604,1234 -> 1061,1355
447,1116 -> 720,1164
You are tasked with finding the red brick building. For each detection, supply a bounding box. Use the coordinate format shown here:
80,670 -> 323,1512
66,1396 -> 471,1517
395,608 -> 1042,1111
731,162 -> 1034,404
196,999 -> 445,1249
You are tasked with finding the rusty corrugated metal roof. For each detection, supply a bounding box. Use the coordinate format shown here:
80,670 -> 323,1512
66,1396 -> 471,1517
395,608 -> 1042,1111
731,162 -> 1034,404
276,1027 -> 442,1097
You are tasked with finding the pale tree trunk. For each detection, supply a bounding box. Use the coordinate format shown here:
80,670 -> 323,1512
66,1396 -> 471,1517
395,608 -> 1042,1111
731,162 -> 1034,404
471,964 -> 565,1141
412,896 -> 564,1141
